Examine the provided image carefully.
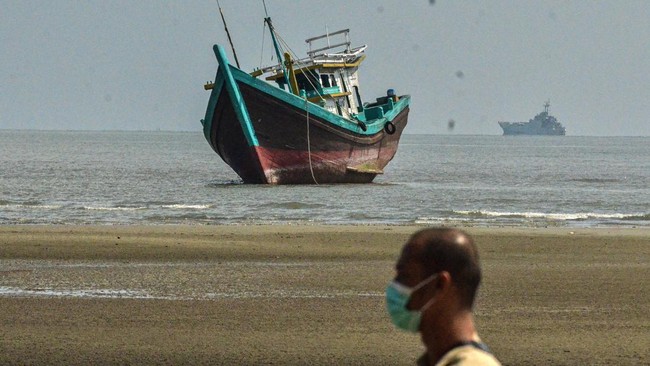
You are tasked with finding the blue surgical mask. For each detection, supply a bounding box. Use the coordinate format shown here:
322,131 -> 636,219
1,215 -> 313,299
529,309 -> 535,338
385,274 -> 438,333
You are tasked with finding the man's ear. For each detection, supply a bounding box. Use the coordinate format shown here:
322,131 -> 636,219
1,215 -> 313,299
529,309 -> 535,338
437,271 -> 452,291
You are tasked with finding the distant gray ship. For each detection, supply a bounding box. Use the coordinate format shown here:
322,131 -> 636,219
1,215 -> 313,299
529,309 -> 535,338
499,101 -> 566,136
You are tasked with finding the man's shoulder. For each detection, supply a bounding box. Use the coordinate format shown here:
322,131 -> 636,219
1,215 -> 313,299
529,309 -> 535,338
434,345 -> 501,366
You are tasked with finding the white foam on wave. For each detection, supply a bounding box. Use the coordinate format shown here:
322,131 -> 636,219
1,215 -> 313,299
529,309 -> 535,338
2,204 -> 62,210
84,206 -> 146,211
414,217 -> 474,224
161,204 -> 211,209
454,210 -> 641,220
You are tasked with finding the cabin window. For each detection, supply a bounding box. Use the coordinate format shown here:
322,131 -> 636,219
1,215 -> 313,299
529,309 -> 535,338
320,73 -> 338,88
297,70 -> 319,92
320,74 -> 331,88
330,74 -> 338,86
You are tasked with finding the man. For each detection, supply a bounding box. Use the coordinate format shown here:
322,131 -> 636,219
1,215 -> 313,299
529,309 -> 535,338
386,228 -> 501,366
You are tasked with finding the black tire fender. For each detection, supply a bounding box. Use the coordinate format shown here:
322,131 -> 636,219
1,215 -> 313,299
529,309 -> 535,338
384,121 -> 396,135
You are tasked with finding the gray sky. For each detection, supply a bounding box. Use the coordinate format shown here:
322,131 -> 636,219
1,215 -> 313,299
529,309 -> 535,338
1,1 -> 649,136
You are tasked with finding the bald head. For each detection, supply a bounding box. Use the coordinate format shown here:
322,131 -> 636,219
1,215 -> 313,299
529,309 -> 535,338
407,228 -> 482,309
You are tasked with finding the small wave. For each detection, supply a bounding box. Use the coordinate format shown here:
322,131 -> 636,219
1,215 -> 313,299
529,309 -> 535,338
143,213 -> 219,223
620,213 -> 650,221
33,205 -> 62,209
414,218 -> 474,225
161,204 -> 211,209
570,178 -> 622,184
117,200 -> 174,207
83,206 -> 147,211
454,210 -> 648,221
206,180 -> 243,187
0,202 -> 62,210
22,200 -> 44,206
259,201 -> 327,210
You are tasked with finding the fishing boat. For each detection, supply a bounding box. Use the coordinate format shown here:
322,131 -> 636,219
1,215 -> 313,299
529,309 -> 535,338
201,13 -> 410,184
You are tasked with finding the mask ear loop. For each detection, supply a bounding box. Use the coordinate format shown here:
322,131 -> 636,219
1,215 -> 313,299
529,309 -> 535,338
411,273 -> 438,292
416,274 -> 439,313
391,273 -> 438,298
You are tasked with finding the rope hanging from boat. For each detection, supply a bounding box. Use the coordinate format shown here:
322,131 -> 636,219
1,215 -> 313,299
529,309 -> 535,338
268,24 -> 320,183
260,1 -> 320,184
305,97 -> 319,185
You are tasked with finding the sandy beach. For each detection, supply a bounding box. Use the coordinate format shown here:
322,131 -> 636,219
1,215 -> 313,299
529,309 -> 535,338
0,225 -> 648,365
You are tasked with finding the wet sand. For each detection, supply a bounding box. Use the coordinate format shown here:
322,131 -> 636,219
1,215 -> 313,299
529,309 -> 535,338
0,225 -> 648,365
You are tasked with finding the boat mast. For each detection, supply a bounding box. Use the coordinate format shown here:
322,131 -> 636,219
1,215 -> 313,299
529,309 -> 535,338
263,1 -> 292,92
265,18 -> 293,92
216,0 -> 241,68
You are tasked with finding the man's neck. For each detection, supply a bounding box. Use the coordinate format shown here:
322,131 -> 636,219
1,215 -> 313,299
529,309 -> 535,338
421,311 -> 478,364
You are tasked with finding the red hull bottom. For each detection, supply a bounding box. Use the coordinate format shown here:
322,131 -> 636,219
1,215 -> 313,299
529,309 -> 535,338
254,146 -> 386,184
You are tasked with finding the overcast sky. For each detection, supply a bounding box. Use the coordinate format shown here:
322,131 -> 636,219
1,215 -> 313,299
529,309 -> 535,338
1,1 -> 649,136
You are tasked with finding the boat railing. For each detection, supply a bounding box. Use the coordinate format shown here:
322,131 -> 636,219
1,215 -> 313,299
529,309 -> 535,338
251,45 -> 367,79
306,28 -> 351,58
311,45 -> 367,62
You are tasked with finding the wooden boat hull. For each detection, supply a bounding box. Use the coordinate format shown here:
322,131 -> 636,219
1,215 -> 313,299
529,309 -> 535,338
202,45 -> 409,184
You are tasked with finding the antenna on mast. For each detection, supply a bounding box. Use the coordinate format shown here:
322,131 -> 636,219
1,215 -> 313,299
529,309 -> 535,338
216,0 -> 241,68
263,0 -> 270,17
260,1 -> 290,91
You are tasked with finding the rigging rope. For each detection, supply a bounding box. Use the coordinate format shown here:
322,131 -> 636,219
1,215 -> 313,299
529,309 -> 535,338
258,20 -> 267,70
305,97 -> 319,185
263,0 -> 270,17
273,31 -> 325,102
256,0 -> 326,102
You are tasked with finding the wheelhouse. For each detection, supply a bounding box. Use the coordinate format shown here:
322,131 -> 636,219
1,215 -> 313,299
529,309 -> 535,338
251,28 -> 368,120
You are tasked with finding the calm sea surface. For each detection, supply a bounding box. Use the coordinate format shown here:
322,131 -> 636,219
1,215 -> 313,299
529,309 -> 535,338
1,130 -> 648,227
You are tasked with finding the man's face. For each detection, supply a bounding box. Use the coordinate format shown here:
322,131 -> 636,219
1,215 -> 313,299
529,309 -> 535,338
394,241 -> 431,311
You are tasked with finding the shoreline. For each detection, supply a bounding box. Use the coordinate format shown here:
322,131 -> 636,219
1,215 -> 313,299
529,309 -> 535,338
1,225 -> 648,365
2,220 -> 649,228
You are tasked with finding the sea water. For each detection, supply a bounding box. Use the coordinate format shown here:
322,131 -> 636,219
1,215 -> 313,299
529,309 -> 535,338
1,130 -> 648,227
